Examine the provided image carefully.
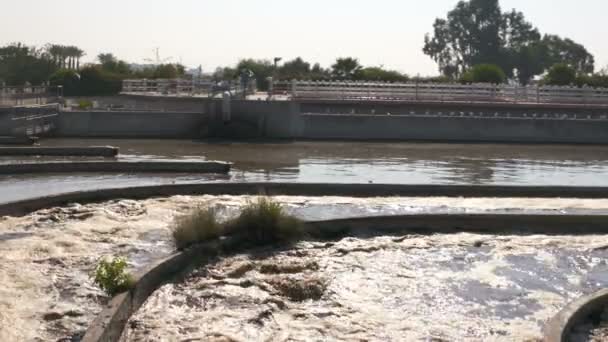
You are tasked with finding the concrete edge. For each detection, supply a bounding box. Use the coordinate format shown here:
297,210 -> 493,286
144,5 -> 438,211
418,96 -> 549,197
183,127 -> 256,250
81,214 -> 608,342
0,146 -> 119,157
2,182 -> 608,217
544,289 -> 608,342
0,161 -> 230,175
306,214 -> 608,235
81,239 -> 227,342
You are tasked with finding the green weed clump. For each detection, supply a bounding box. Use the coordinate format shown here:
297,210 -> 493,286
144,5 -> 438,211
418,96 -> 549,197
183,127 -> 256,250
226,197 -> 304,244
171,198 -> 303,250
93,257 -> 135,296
172,207 -> 222,250
77,99 -> 93,109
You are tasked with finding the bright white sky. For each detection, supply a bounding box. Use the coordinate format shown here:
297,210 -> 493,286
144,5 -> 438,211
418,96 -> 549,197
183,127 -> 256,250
1,0 -> 607,76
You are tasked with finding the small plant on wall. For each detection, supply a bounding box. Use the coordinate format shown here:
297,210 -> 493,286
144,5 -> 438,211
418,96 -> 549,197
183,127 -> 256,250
93,256 -> 135,296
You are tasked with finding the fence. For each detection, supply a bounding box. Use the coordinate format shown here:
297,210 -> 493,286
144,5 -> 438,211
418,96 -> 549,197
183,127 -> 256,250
0,85 -> 60,107
273,80 -> 608,105
122,79 -> 243,97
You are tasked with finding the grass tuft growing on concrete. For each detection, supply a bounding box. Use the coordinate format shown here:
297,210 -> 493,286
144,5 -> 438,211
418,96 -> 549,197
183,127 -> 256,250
172,198 -> 303,250
225,197 -> 304,245
172,207 -> 222,250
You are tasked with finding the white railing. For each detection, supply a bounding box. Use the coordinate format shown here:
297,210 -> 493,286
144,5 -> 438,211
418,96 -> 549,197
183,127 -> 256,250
121,79 -> 243,97
0,85 -> 57,107
274,80 -> 608,105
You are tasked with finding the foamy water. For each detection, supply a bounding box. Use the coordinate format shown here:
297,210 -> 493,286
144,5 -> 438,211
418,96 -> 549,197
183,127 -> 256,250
2,195 -> 608,340
123,234 -> 608,341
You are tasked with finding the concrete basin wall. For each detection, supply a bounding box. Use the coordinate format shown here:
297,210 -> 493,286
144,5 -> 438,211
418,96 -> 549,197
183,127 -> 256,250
298,114 -> 608,144
56,111 -> 210,138
3,182 -> 608,217
0,161 -> 230,175
0,146 -> 119,157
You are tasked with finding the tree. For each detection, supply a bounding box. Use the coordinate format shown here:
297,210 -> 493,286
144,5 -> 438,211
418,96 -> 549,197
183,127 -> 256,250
49,69 -> 80,96
543,63 -> 576,86
513,42 -> 547,85
331,57 -> 362,80
461,64 -> 506,84
97,53 -> 131,75
277,57 -> 311,80
542,35 -> 594,74
423,0 -> 504,77
355,67 -> 408,82
310,63 -> 330,80
236,59 -> 274,90
212,66 -> 237,81
0,43 -> 57,85
79,66 -> 122,95
423,0 -> 594,84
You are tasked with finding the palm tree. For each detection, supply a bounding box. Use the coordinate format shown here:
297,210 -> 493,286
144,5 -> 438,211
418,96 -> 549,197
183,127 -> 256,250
74,47 -> 85,70
47,44 -> 63,68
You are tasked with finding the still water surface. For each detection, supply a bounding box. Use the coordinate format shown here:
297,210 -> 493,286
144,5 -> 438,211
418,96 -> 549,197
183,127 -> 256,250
1,139 -> 608,202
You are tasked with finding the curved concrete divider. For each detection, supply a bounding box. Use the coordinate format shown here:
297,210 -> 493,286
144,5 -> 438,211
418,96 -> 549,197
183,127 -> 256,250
82,213 -> 608,342
2,182 -> 608,217
0,136 -> 37,145
0,146 -> 119,157
82,238 -> 232,342
0,161 -> 230,175
544,289 -> 608,342
306,214 -> 608,236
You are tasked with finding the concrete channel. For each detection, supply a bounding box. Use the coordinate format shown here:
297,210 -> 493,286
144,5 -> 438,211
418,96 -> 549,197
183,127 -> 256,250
0,146 -> 119,157
2,182 -> 608,341
4,182 -> 608,217
81,213 -> 608,342
0,161 -> 230,175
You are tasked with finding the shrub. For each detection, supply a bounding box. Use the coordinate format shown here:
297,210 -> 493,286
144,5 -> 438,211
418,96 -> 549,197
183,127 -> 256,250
576,74 -> 608,88
543,63 -> 576,86
49,69 -> 80,96
225,197 -> 303,244
460,64 -> 506,84
172,207 -> 222,250
93,257 -> 135,296
171,198 -> 303,250
77,99 -> 93,109
79,66 -> 122,96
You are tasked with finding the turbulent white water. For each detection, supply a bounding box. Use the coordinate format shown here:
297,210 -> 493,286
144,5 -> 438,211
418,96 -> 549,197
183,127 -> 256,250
123,234 -> 608,341
2,195 -> 608,341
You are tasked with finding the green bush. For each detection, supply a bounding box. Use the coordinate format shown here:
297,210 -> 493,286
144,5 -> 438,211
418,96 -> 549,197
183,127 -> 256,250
49,69 -> 80,96
226,197 -> 303,244
460,64 -> 506,84
576,74 -> 608,88
171,198 -> 303,250
93,257 -> 135,296
77,99 -> 93,109
543,63 -> 576,86
79,66 -> 122,96
172,207 -> 222,250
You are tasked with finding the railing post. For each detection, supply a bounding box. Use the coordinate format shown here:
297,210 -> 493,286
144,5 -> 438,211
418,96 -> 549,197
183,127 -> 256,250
291,79 -> 297,99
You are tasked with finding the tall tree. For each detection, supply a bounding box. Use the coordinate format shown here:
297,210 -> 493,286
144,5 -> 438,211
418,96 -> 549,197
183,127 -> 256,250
423,0 -> 503,77
331,57 -> 362,80
277,57 -> 311,80
423,0 -> 595,83
542,35 -> 594,74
